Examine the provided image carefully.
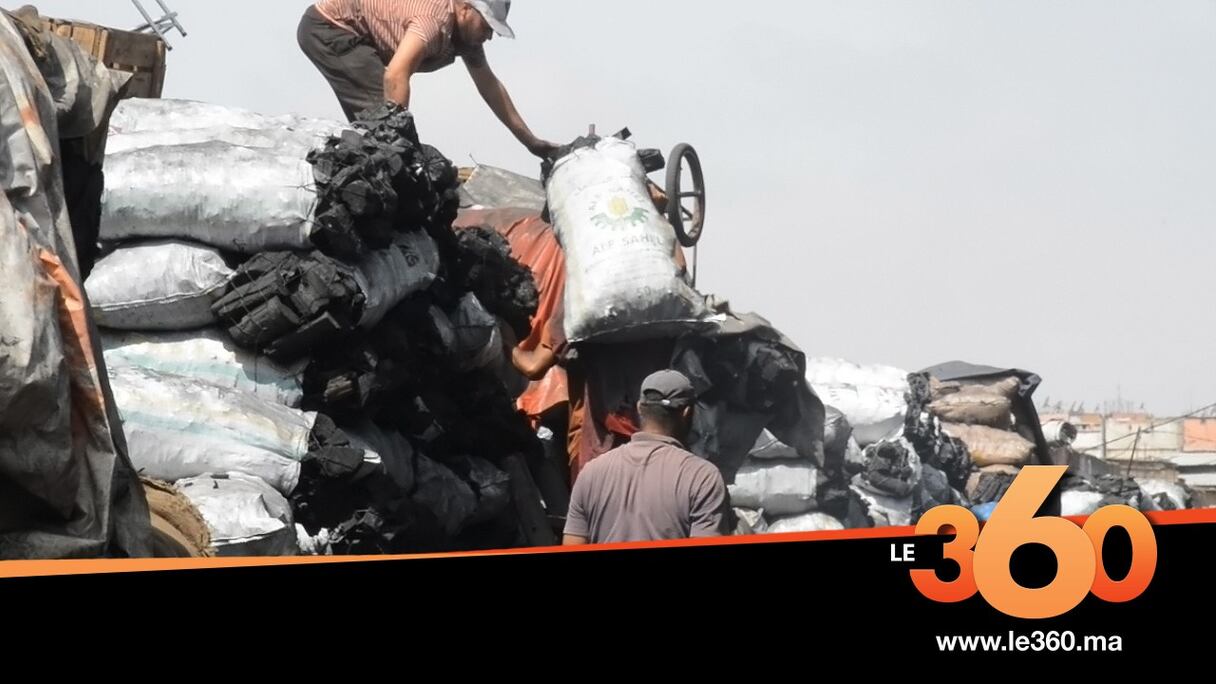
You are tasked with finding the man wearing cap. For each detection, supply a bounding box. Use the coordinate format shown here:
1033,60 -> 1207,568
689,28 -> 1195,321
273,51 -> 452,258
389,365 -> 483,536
298,0 -> 557,157
563,370 -> 732,545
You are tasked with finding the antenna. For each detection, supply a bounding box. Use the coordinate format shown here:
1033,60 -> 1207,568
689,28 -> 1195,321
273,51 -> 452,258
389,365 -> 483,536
131,0 -> 187,50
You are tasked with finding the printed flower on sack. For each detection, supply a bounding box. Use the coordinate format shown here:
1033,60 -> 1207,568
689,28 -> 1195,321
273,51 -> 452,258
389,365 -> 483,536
590,194 -> 648,230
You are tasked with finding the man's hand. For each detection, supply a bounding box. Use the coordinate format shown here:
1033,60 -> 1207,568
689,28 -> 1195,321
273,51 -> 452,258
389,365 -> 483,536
465,57 -> 557,160
512,345 -> 558,381
647,181 -> 669,213
525,138 -> 560,160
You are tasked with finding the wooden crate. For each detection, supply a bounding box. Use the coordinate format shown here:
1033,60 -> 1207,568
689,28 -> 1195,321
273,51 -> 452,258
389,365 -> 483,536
40,17 -> 166,98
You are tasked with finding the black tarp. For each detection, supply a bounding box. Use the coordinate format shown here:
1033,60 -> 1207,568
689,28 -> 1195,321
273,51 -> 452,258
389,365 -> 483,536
670,311 -> 826,484
0,11 -> 149,558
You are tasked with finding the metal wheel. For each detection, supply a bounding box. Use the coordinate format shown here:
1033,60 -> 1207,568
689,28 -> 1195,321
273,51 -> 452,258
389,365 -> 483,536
665,143 -> 706,248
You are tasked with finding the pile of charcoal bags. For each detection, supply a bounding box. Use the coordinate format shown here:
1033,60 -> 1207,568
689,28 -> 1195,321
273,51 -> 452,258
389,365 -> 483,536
730,359 -> 1191,534
87,99 -> 544,555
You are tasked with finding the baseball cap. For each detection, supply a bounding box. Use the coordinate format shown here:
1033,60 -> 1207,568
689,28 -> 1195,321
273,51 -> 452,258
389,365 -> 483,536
639,370 -> 696,409
466,0 -> 515,39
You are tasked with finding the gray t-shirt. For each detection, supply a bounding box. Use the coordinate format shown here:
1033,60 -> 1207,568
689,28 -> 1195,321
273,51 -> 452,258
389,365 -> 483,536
564,432 -> 731,543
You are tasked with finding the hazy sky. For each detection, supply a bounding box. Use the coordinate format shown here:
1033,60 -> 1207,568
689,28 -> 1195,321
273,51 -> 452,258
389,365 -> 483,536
39,1 -> 1216,415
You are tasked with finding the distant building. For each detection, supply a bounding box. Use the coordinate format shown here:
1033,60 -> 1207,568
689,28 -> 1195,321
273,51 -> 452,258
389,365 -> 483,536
1039,411 -> 1216,507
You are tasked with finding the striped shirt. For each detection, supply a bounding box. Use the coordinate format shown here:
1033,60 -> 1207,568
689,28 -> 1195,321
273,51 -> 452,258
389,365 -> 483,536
314,0 -> 484,71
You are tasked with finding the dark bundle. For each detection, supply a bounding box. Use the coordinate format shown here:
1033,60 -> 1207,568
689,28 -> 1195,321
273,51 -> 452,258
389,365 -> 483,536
903,371 -> 974,491
671,321 -> 823,483
308,104 -> 460,259
211,251 -> 364,361
1065,474 -> 1148,509
859,440 -> 918,498
301,335 -> 405,418
971,469 -> 1017,504
449,227 -> 539,340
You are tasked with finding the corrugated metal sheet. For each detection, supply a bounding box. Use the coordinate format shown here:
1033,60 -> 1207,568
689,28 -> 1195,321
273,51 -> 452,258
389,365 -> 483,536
1184,419 -> 1216,453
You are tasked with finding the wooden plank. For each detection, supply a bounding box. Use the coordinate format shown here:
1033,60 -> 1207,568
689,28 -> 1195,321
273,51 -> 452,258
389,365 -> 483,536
39,17 -> 167,98
42,19 -> 104,59
96,25 -> 109,62
76,24 -> 106,58
102,29 -> 162,70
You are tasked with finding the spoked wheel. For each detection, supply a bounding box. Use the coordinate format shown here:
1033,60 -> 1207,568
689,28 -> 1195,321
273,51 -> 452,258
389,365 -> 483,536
665,143 -> 706,248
